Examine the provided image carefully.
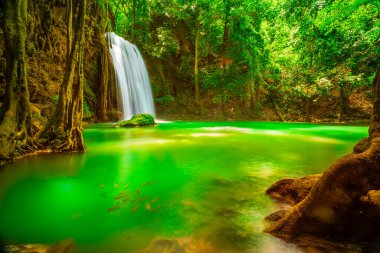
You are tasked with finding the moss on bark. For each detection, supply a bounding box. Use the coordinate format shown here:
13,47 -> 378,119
0,0 -> 35,162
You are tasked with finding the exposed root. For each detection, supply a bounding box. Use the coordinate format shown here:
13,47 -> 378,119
265,137 -> 380,245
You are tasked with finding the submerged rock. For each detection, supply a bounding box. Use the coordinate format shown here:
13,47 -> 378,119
140,238 -> 215,253
116,114 -> 155,127
265,138 -> 380,252
266,174 -> 321,205
2,238 -> 74,253
293,235 -> 365,253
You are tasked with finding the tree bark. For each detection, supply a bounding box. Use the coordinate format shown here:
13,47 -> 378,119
266,65 -> 380,245
40,0 -> 87,152
269,91 -> 284,122
338,84 -> 347,122
245,80 -> 257,112
194,11 -> 200,105
66,0 -> 73,59
0,0 -> 33,161
305,96 -> 311,122
220,0 -> 230,69
370,65 -> 380,138
98,38 -> 111,122
97,2 -> 110,122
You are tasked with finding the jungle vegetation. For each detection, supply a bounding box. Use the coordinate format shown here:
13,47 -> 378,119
107,0 -> 379,121
0,0 -> 379,250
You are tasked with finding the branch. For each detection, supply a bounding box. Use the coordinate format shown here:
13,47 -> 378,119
111,0 -> 129,18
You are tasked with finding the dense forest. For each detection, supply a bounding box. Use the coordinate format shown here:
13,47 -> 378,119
0,0 -> 379,253
0,0 -> 377,159
0,0 -> 378,158
108,0 -> 379,121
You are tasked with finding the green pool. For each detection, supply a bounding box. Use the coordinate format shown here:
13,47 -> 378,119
0,121 -> 368,252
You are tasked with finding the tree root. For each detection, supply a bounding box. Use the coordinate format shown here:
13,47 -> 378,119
266,137 -> 380,244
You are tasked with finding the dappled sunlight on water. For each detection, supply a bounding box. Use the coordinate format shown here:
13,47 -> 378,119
0,122 -> 368,253
202,126 -> 253,133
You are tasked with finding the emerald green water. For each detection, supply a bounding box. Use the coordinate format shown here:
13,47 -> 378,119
0,122 -> 368,252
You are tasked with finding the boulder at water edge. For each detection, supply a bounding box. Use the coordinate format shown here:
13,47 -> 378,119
116,114 -> 155,127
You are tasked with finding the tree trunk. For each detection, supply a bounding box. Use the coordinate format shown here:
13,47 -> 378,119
266,65 -> 380,246
0,0 -> 33,161
220,0 -> 230,68
40,0 -> 87,152
97,3 -> 110,123
66,0 -> 73,59
269,91 -> 284,122
97,40 -> 109,122
338,84 -> 347,122
244,83 -> 251,110
194,11 -> 200,105
245,81 -> 257,114
305,96 -> 311,122
370,65 -> 380,138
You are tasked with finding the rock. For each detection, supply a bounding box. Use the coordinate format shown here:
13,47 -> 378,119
294,235 -> 365,253
140,238 -> 215,253
216,207 -> 239,217
2,238 -> 74,253
107,109 -> 123,122
360,190 -> 380,211
142,239 -> 184,253
116,114 -> 155,127
265,210 -> 287,222
266,174 -> 321,205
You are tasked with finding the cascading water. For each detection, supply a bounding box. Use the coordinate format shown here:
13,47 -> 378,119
107,32 -> 156,120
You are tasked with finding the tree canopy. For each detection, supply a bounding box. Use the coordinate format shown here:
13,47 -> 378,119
103,0 -> 379,121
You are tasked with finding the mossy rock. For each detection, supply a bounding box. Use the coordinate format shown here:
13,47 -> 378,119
116,114 -> 155,127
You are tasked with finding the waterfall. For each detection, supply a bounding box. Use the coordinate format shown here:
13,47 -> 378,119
107,32 -> 156,120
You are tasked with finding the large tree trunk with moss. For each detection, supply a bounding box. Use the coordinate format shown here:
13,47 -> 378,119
39,0 -> 87,152
97,39 -> 110,122
266,65 -> 380,246
97,2 -> 110,122
0,0 -> 34,162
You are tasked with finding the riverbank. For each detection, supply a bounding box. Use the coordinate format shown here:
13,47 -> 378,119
155,89 -> 372,124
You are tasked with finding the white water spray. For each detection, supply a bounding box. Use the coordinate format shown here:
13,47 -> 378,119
107,32 -> 156,120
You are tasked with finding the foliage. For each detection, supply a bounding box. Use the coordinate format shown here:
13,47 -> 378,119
83,99 -> 93,118
107,0 -> 380,119
155,94 -> 175,105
